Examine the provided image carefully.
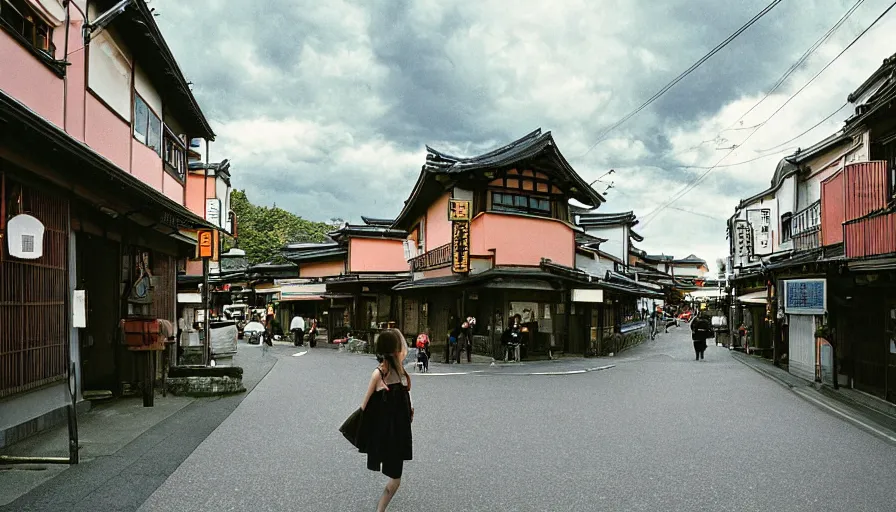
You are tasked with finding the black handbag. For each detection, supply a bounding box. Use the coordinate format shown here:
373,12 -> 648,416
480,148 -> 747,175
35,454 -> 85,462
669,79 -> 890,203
339,407 -> 364,449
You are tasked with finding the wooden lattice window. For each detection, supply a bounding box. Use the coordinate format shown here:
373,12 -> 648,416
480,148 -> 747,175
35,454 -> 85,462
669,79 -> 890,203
1,178 -> 68,397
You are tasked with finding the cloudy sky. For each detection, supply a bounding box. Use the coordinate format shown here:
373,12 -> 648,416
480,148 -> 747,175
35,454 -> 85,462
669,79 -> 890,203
155,0 -> 896,271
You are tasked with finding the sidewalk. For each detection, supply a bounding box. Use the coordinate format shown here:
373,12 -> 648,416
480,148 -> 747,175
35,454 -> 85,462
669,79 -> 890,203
732,351 -> 896,445
0,340 -> 281,510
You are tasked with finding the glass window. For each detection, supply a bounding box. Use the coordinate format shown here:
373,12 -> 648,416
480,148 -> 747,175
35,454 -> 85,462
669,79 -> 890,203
490,191 -> 552,217
0,0 -> 56,57
134,96 -> 148,144
133,95 -> 162,156
163,130 -> 185,180
147,113 -> 161,154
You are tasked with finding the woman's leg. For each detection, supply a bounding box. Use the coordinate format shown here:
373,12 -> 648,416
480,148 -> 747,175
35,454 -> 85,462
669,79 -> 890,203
377,459 -> 403,511
693,341 -> 700,360
377,478 -> 401,511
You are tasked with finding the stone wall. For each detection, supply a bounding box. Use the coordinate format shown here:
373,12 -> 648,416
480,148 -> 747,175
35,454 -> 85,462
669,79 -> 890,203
587,324 -> 648,357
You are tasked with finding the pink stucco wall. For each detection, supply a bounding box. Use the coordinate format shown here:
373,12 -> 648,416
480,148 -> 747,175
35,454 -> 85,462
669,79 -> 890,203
349,238 -> 408,272
0,31 -> 64,127
163,173 -> 184,203
65,20 -> 86,139
185,173 -> 206,216
423,193 -> 452,250
470,213 -> 574,267
85,94 -> 131,170
131,142 -> 164,192
300,260 -> 345,278
186,259 -> 203,276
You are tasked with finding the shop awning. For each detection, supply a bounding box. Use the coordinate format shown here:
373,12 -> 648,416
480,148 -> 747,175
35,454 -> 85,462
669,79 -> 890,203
280,294 -> 325,302
687,289 -> 725,300
737,290 -> 767,304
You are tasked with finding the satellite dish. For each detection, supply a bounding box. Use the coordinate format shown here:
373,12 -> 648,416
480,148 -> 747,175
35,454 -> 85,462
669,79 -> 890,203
7,214 -> 45,259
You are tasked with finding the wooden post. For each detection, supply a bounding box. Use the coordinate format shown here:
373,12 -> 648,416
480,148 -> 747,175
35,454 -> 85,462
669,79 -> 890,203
143,351 -> 154,407
202,257 -> 210,365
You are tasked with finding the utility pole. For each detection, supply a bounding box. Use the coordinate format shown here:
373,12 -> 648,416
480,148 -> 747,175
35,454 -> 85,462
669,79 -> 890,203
198,230 -> 214,365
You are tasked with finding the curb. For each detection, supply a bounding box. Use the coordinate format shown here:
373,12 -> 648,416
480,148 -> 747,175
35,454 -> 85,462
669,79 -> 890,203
733,353 -> 896,446
414,364 -> 616,377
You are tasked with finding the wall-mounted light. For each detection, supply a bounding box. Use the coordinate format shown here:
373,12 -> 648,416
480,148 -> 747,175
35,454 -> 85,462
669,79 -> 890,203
99,206 -> 119,218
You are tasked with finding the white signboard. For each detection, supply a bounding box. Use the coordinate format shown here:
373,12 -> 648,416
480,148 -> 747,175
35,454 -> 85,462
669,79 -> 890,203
206,198 -> 222,227
72,290 -> 87,328
572,289 -> 604,303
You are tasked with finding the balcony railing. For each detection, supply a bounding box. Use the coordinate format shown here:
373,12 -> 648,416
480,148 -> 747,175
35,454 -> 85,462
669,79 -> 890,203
792,200 -> 820,236
410,243 -> 451,272
792,200 -> 821,251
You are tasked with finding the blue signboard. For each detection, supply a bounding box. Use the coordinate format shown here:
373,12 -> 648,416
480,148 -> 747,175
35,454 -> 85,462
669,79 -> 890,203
784,279 -> 826,315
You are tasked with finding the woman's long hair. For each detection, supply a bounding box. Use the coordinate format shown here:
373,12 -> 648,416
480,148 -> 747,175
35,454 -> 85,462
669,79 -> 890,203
375,328 -> 408,381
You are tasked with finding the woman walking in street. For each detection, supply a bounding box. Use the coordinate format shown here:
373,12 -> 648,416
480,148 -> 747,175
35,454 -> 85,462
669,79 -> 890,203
359,329 -> 414,511
690,313 -> 712,361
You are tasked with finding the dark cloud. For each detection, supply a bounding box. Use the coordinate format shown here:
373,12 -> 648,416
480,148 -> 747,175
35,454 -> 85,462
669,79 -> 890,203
154,0 -> 895,265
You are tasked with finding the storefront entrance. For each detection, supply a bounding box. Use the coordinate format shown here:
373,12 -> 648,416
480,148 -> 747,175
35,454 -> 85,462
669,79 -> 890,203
77,234 -> 121,394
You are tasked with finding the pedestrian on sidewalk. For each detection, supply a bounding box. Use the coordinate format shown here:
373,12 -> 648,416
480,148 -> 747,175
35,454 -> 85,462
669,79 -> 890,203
308,318 -> 318,347
448,323 -> 461,363
415,333 -> 430,372
290,314 -> 306,347
358,329 -> 414,512
691,313 -> 712,361
465,316 -> 476,363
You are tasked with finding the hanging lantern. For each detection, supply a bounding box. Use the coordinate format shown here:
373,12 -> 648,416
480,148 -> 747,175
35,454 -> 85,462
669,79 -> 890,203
7,214 -> 45,259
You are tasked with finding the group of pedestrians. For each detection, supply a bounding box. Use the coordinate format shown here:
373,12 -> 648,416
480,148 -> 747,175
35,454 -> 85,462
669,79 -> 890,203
446,316 -> 475,364
289,314 -> 318,347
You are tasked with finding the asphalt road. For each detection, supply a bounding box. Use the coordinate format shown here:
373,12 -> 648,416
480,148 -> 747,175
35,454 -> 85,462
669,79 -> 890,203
139,327 -> 896,512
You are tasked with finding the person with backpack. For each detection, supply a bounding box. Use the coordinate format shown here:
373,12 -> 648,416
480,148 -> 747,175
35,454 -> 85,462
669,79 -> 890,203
690,313 -> 712,361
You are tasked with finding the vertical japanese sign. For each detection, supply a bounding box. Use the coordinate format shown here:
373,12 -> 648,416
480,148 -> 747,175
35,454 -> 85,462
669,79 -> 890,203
449,199 -> 472,273
452,220 -> 470,273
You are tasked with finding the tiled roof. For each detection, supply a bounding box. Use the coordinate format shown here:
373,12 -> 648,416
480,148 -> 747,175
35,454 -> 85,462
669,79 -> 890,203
394,129 -> 605,228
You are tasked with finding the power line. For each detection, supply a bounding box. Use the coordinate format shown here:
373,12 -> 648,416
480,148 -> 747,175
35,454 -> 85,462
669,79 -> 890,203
658,1 -> 858,171
640,0 -> 896,228
664,206 -> 726,221
721,0 -> 865,131
675,148 -> 795,169
753,102 -> 850,153
576,0 -> 785,158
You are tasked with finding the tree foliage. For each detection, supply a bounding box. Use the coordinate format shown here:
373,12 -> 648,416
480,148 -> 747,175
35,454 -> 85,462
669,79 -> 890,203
230,190 -> 335,265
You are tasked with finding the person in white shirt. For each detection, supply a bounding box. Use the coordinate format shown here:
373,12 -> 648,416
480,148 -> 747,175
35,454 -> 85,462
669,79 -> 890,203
290,315 -> 306,347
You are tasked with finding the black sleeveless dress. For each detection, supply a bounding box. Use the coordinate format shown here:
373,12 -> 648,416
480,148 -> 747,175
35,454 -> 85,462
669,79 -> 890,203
359,369 -> 413,471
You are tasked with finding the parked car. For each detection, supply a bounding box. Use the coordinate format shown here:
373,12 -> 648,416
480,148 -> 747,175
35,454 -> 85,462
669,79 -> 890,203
243,321 -> 266,345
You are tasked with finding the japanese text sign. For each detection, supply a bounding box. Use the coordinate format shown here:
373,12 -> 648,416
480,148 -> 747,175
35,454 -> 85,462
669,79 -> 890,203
452,221 -> 470,273
448,199 -> 472,221
198,229 -> 214,259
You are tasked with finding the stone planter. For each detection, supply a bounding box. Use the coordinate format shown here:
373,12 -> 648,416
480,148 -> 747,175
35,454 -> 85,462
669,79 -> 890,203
166,366 -> 245,397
